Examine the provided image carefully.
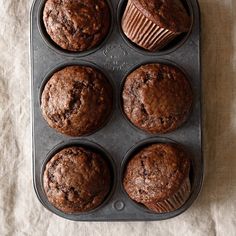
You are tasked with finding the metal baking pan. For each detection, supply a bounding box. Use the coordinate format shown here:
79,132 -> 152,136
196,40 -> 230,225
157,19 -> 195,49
30,0 -> 202,221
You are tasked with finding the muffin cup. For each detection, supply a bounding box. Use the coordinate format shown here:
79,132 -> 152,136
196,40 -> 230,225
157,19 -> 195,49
39,60 -> 115,137
121,0 -> 179,51
40,139 -> 117,216
121,137 -> 193,214
119,60 -> 193,135
144,177 -> 191,213
37,0 -> 114,57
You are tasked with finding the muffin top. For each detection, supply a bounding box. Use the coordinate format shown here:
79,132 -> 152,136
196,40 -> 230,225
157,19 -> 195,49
130,0 -> 190,32
43,0 -> 110,52
43,146 -> 111,213
123,143 -> 190,203
41,66 -> 112,136
122,63 -> 193,134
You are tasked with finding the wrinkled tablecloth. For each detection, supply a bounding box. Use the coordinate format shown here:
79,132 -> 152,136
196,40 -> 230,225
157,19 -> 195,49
0,0 -> 235,235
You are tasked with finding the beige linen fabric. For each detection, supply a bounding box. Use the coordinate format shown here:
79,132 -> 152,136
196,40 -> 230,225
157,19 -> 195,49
0,0 -> 236,235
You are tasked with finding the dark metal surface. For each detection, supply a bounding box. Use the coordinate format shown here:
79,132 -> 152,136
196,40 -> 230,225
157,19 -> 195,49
30,0 -> 202,221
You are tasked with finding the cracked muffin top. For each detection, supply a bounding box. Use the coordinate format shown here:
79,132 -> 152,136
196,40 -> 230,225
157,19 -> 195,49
123,143 -> 190,203
122,63 -> 193,134
43,0 -> 110,52
43,146 -> 111,213
130,0 -> 190,33
41,65 -> 113,136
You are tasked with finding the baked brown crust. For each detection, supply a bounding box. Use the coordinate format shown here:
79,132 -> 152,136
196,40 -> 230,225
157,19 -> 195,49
123,143 -> 190,203
122,63 -> 193,134
43,0 -> 110,52
43,146 -> 111,213
41,66 -> 112,136
130,0 -> 190,32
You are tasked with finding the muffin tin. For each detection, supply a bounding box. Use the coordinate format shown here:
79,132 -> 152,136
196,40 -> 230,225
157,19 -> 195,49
30,0 -> 202,221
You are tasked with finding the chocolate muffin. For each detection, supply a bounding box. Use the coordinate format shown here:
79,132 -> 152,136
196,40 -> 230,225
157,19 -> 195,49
121,0 -> 190,51
41,65 -> 112,136
43,146 -> 111,213
123,143 -> 191,213
122,63 -> 193,133
43,0 -> 110,52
